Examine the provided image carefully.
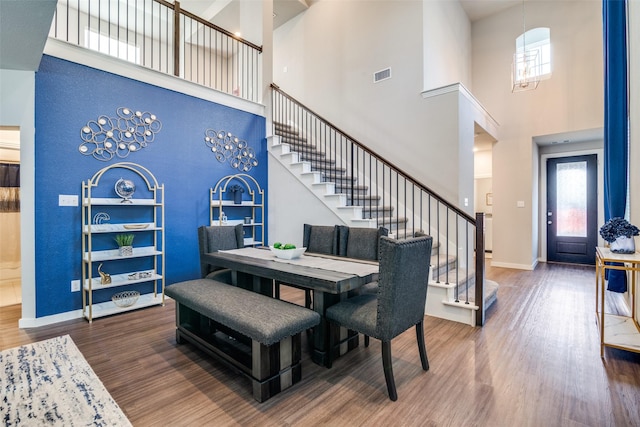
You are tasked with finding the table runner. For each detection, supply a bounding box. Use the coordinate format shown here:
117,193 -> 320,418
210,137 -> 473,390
219,248 -> 378,277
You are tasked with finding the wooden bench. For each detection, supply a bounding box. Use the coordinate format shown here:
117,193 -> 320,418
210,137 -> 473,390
165,279 -> 321,402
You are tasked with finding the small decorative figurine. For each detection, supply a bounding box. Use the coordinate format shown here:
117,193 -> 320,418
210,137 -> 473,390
98,263 -> 112,285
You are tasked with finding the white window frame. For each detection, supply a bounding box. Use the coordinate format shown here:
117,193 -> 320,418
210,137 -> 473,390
515,27 -> 551,81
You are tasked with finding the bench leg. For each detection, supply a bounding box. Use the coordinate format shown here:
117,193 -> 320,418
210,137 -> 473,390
251,334 -> 302,402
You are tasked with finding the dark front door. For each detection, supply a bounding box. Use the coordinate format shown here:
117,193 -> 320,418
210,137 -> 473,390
547,154 -> 598,265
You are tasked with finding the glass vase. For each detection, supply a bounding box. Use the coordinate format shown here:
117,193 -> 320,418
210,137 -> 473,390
610,236 -> 636,254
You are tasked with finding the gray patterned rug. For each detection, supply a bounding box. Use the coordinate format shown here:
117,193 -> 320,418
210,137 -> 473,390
0,335 -> 132,426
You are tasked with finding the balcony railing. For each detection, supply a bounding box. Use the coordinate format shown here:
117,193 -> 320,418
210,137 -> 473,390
49,0 -> 262,103
272,84 -> 488,325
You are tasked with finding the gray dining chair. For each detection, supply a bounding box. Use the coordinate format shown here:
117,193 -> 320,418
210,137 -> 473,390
337,225 -> 388,261
277,224 -> 341,308
303,223 -> 341,255
197,224 -> 245,284
325,235 -> 433,401
337,225 -> 388,301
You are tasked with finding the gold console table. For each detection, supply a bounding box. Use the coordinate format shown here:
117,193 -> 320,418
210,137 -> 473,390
595,247 -> 640,357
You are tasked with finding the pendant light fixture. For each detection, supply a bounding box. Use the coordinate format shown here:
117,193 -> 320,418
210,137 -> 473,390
512,0 -> 540,92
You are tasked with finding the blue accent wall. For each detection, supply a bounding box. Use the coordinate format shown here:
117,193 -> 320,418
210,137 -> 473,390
34,55 -> 267,317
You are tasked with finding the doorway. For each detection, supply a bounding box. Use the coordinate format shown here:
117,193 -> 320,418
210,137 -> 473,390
546,154 -> 597,265
0,127 -> 21,307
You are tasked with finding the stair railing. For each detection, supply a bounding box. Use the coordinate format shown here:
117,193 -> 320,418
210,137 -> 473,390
49,0 -> 262,103
272,84 -> 487,325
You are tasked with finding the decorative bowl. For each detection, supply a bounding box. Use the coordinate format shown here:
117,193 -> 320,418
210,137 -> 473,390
269,246 -> 307,260
111,290 -> 140,307
123,223 -> 150,230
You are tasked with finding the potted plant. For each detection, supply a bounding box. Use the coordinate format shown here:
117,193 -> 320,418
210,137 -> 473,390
114,233 -> 135,256
228,184 -> 245,204
599,217 -> 640,254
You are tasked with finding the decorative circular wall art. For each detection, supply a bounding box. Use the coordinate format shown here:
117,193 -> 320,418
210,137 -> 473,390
204,129 -> 258,172
79,107 -> 162,161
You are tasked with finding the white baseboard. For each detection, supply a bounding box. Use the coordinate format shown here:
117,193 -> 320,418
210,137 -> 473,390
18,296 -> 173,329
19,309 -> 83,328
490,260 -> 537,270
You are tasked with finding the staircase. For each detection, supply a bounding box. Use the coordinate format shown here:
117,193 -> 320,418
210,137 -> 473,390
270,117 -> 498,327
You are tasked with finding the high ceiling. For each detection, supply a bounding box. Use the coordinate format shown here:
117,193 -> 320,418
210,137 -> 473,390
459,0 -> 521,22
0,0 -> 520,72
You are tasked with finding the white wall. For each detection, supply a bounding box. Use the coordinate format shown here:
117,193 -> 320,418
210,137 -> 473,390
475,149 -> 492,178
472,1 -> 603,269
0,70 -> 36,322
273,0 -> 474,204
0,138 -> 21,268
268,149 -> 345,246
423,0 -> 472,90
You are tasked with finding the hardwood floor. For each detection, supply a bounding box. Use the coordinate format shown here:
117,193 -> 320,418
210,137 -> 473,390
1,262 -> 639,426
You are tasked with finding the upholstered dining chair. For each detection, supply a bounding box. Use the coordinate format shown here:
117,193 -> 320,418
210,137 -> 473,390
336,225 -> 388,261
325,235 -> 433,401
303,223 -> 341,256
337,225 -> 388,301
277,224 -> 341,308
197,224 -> 245,284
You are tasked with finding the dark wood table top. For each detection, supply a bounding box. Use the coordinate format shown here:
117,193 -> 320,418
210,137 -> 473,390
202,248 -> 378,294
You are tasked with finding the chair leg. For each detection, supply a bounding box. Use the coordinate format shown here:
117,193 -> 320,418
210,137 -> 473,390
364,335 -> 370,347
327,322 -> 335,369
381,341 -> 398,401
305,289 -> 312,309
274,282 -> 281,299
415,321 -> 429,371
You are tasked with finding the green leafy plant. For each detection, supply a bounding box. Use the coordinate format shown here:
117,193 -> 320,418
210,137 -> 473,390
599,217 -> 640,243
273,242 -> 296,250
114,233 -> 135,247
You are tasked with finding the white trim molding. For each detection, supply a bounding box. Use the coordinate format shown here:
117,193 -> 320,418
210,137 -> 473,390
44,38 -> 266,118
421,82 -> 500,139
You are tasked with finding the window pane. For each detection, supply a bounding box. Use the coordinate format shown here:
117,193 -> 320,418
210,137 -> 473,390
556,161 -> 587,237
515,27 -> 551,79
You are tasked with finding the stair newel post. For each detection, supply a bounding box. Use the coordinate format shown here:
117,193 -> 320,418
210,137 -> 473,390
475,212 -> 486,326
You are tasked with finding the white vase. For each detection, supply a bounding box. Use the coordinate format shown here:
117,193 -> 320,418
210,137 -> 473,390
610,236 -> 636,254
119,245 -> 133,256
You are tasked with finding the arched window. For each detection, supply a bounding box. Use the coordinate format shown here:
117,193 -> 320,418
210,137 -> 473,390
512,27 -> 551,91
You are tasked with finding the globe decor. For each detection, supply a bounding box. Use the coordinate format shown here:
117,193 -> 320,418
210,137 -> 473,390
114,178 -> 136,203
599,217 -> 640,254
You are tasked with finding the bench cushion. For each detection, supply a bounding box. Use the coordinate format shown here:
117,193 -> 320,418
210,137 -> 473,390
166,279 -> 320,345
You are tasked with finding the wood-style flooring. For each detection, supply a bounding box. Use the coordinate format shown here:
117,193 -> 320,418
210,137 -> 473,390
1,262 -> 639,426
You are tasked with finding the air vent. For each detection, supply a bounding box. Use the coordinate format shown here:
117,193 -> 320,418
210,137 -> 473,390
373,68 -> 392,83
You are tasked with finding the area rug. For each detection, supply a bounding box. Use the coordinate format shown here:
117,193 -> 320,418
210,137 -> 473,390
0,335 -> 132,426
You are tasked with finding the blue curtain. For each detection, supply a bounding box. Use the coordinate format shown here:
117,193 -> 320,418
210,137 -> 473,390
603,0 -> 628,292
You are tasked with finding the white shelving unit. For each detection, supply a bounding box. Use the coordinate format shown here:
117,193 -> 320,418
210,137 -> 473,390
81,162 -> 165,322
210,174 -> 264,247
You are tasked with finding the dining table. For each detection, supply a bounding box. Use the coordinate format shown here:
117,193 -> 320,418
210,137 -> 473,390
201,247 -> 379,367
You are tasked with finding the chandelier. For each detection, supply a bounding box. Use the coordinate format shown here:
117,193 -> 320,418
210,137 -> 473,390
512,0 -> 540,92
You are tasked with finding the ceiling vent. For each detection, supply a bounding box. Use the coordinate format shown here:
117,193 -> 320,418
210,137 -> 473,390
374,68 -> 392,83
